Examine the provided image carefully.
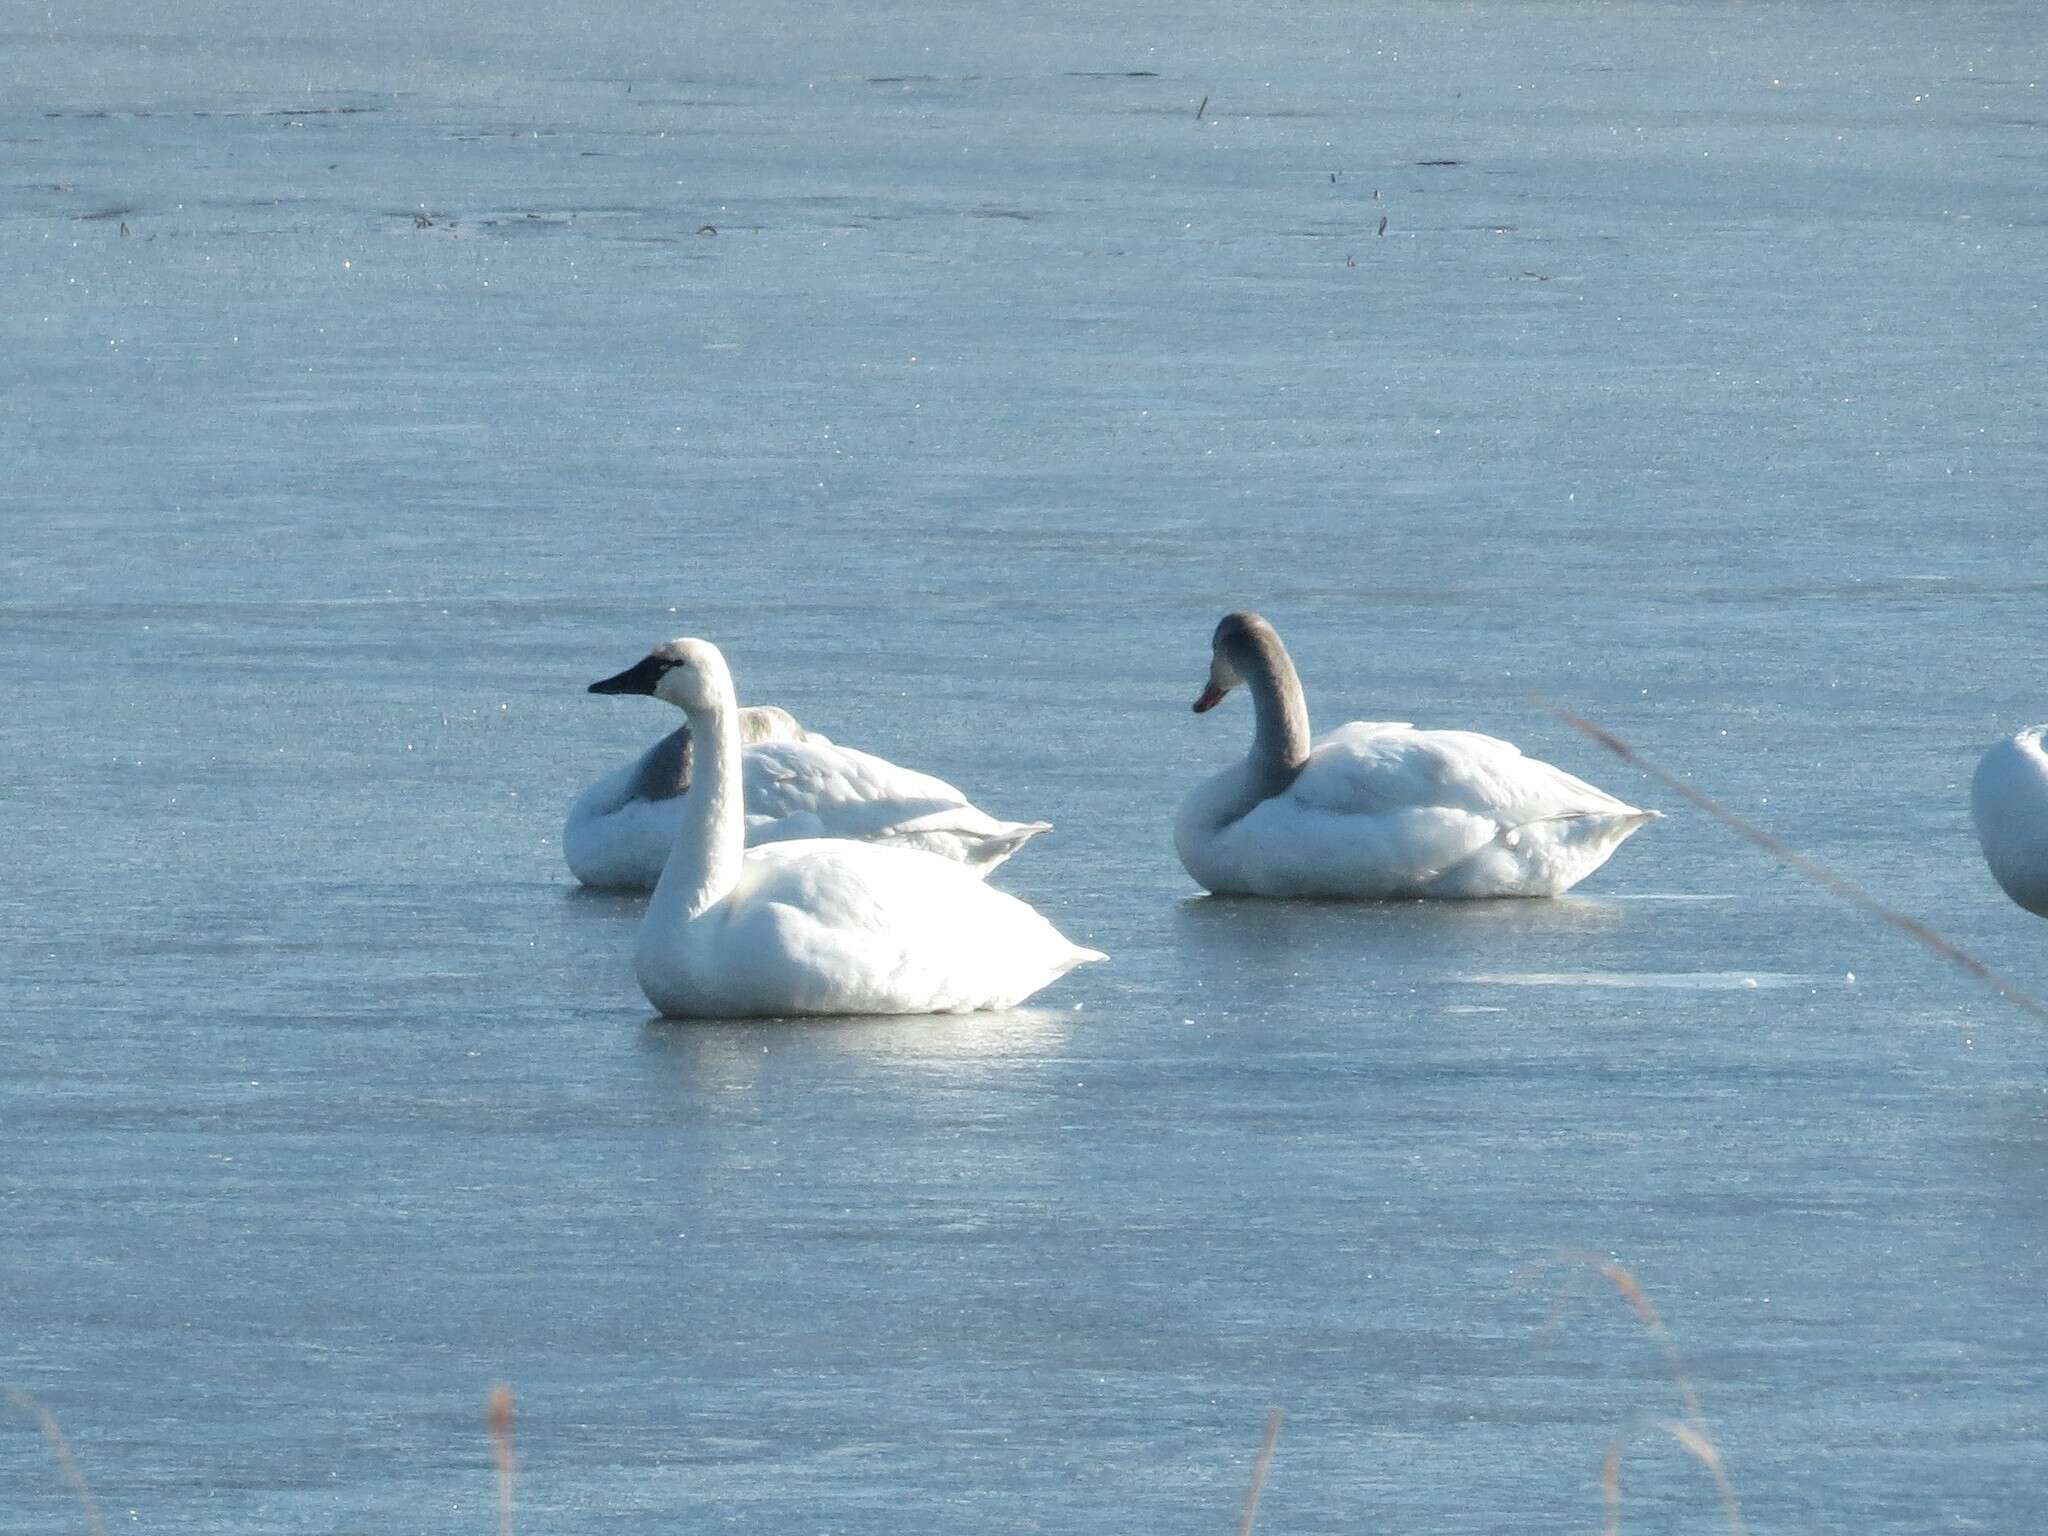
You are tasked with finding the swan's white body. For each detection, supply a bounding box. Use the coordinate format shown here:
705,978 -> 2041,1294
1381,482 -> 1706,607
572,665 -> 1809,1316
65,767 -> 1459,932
1176,612 -> 1657,900
1177,720 -> 1659,899
638,837 -> 1101,1017
564,711 -> 1051,892
1972,727 -> 2048,916
604,639 -> 1102,1018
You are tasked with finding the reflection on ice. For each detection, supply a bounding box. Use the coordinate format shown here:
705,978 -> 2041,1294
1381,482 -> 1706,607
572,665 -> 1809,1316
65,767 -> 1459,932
1171,888 -> 1640,954
1597,892 -> 1741,902
1461,970 -> 1823,990
638,1007 -> 1072,1085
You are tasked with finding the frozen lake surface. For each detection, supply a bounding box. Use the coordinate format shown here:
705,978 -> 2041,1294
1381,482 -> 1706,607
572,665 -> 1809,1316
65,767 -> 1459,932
4,1 -> 2046,1530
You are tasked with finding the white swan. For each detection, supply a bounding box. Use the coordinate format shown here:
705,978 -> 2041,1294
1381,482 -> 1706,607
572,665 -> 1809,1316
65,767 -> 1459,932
1174,611 -> 1659,899
565,704 -> 1051,893
594,638 -> 1104,1018
1971,726 -> 2048,915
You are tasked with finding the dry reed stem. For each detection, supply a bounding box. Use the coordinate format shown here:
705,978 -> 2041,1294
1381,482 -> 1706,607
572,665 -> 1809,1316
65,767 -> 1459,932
1514,1254 -> 1744,1536
1235,1408 -> 1283,1536
1517,1251 -> 1703,1424
1602,1419 -> 1743,1536
486,1383 -> 516,1536
1544,701 -> 2048,1024
4,1385 -> 112,1536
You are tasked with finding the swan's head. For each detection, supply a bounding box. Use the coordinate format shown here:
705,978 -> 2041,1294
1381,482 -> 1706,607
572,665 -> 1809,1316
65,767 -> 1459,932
1193,610 -> 1271,712
589,638 -> 735,715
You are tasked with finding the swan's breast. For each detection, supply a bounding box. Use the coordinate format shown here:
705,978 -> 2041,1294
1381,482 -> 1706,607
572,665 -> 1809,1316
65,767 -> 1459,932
1973,729 -> 2048,915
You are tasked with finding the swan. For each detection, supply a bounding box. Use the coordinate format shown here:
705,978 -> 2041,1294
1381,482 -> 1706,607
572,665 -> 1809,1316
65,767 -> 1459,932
1174,611 -> 1659,899
1971,726 -> 2048,915
594,638 -> 1104,1017
565,703 -> 1051,893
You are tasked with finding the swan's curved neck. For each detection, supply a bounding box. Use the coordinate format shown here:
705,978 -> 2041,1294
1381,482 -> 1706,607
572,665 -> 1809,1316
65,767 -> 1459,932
648,697 -> 744,922
1239,627 -> 1311,798
624,726 -> 694,804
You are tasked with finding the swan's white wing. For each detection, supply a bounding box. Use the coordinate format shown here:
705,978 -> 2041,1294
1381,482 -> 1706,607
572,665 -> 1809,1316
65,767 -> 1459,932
741,739 -> 971,823
1209,780 -> 1497,897
1295,722 -> 1640,826
741,740 -> 1049,870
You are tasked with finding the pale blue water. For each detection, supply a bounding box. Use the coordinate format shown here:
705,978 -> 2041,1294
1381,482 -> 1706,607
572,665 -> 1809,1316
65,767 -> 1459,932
5,2 -> 2046,1531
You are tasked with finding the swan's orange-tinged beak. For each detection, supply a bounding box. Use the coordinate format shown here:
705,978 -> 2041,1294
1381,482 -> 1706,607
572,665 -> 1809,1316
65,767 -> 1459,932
1193,682 -> 1226,713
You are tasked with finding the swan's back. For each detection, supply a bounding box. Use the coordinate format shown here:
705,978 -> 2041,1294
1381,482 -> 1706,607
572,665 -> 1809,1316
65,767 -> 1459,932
742,739 -> 969,830
1302,723 -> 1637,822
1973,728 -> 2048,915
740,738 -> 1051,866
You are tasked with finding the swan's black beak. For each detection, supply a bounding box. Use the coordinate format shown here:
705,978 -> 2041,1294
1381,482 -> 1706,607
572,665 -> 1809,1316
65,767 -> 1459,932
589,655 -> 669,696
1193,682 -> 1226,713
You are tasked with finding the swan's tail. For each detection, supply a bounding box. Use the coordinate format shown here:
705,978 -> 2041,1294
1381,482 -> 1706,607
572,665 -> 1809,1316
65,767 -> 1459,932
1425,806 -> 1659,898
960,819 -> 1055,873
874,813 -> 1054,875
1518,806 -> 1661,893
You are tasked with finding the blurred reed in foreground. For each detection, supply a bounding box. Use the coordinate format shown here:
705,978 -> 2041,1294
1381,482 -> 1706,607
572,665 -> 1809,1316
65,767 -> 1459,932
5,1384 -> 111,1536
1517,1253 -> 1745,1536
488,1382 -> 517,1536
1235,1257 -> 1742,1536
1547,701 -> 2048,1022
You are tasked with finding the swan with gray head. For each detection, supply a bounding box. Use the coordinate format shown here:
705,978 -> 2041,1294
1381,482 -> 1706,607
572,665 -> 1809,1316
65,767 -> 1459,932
565,696 -> 1051,892
1175,611 -> 1659,899
593,638 -> 1103,1017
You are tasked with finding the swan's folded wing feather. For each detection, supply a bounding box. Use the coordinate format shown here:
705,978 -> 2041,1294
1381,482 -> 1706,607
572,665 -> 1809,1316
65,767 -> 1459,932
1296,722 -> 1638,826
741,739 -> 968,822
1216,792 -> 1498,895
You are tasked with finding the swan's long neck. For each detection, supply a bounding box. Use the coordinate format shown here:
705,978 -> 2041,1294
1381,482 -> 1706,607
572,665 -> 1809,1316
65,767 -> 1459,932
624,726 -> 694,803
1240,627 -> 1311,799
647,695 -> 745,923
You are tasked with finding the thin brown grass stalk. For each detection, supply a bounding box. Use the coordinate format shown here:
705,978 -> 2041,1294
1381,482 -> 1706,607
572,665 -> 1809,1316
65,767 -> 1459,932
1602,1418 -> 1743,1536
1542,700 -> 2048,1024
1600,1435 -> 1624,1535
5,1385 -> 112,1536
1235,1407 -> 1283,1536
1515,1254 -> 1744,1536
486,1383 -> 517,1536
1518,1251 -> 1703,1423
